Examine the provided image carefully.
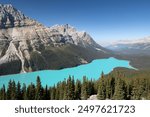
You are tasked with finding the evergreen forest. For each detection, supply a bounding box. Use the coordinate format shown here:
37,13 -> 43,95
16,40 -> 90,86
0,68 -> 150,100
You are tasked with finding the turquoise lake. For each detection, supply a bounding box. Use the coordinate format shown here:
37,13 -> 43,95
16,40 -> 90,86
0,57 -> 134,88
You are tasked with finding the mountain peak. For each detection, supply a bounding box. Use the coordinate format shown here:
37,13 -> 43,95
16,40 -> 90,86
51,24 -> 76,30
49,24 -> 103,48
0,4 -> 13,8
0,4 -> 39,28
0,4 -> 26,18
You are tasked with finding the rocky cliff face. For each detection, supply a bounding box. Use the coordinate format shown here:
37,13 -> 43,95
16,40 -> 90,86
0,4 -> 110,75
49,24 -> 101,48
0,4 -> 40,28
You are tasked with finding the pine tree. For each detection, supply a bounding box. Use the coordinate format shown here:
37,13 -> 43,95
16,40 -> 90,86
113,78 -> 125,100
139,78 -> 146,99
55,82 -> 60,100
43,85 -> 49,100
59,80 -> 66,100
93,80 -> 99,94
126,82 -> 132,100
11,80 -> 17,100
81,76 -> 88,100
63,82 -> 67,100
50,85 -> 56,100
87,79 -> 95,96
97,72 -> 106,100
131,78 -> 146,100
105,79 -> 111,99
75,79 -> 81,100
27,83 -> 36,100
7,80 -> 12,99
22,83 -> 27,100
131,79 -> 140,99
16,82 -> 22,100
110,77 -> 115,98
66,76 -> 75,100
35,76 -> 43,100
0,85 -> 6,100
72,77 -> 75,98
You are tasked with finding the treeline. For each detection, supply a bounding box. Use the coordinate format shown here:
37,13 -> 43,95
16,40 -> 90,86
97,70 -> 150,100
0,69 -> 150,100
0,76 -> 98,100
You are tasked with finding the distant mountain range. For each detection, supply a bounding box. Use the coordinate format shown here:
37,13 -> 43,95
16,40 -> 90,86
107,36 -> 150,55
0,4 -> 111,75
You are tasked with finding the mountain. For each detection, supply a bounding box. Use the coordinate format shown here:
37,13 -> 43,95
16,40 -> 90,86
49,24 -> 104,48
106,36 -> 150,55
0,4 -> 40,28
0,4 -> 111,75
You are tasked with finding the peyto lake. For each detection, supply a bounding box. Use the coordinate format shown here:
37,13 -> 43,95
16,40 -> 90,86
0,57 -> 135,88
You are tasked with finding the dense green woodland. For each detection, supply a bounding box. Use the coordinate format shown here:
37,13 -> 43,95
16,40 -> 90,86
0,68 -> 150,100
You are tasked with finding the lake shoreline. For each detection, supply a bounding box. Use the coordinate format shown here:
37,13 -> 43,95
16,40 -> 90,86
0,57 -> 134,88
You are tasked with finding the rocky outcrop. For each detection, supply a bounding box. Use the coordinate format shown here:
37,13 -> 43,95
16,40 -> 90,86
87,95 -> 98,100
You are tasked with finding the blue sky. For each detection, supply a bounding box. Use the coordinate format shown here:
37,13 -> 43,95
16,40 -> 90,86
1,0 -> 150,44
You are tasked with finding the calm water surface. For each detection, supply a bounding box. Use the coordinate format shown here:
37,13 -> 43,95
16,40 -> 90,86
0,57 -> 134,87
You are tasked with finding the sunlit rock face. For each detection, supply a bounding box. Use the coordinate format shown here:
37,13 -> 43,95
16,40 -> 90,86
0,4 -> 110,75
